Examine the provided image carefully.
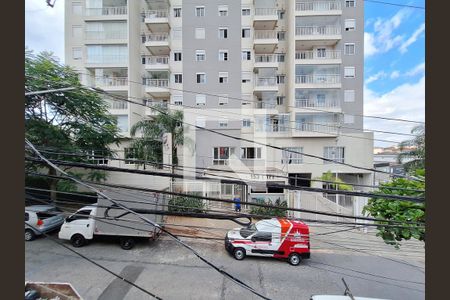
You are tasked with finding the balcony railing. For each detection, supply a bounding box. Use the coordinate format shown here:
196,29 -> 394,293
95,77 -> 128,87
143,78 -> 169,88
85,31 -> 127,40
295,1 -> 341,12
255,54 -> 279,63
143,10 -> 169,19
295,26 -> 341,36
295,98 -> 339,108
256,102 -> 277,109
143,33 -> 169,42
254,8 -> 278,16
255,77 -> 277,86
142,55 -> 169,65
295,122 -> 339,134
254,30 -> 278,39
85,6 -> 127,16
295,74 -> 340,84
145,100 -> 169,109
107,100 -> 128,109
86,55 -> 128,64
295,50 -> 341,60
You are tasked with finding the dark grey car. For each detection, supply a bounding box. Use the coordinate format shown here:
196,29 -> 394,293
25,205 -> 65,241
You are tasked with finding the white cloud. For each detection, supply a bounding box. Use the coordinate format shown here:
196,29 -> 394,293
25,0 -> 65,62
399,23 -> 425,54
405,62 -> 425,77
364,32 -> 377,57
366,71 -> 387,84
390,71 -> 400,79
364,76 -> 425,146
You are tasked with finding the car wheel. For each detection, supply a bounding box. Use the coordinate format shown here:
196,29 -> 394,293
25,229 -> 35,241
288,253 -> 302,266
120,237 -> 135,250
71,234 -> 86,248
233,248 -> 246,260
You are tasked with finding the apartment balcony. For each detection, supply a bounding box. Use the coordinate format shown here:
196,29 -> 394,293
254,77 -> 278,93
253,8 -> 278,30
254,30 -> 278,54
143,78 -> 170,97
94,77 -> 128,91
143,33 -> 170,55
106,99 -> 128,113
295,1 -> 342,16
295,50 -> 341,64
295,98 -> 341,112
142,55 -> 170,71
144,100 -> 169,116
85,55 -> 128,68
84,31 -> 127,44
295,26 -> 341,46
143,10 -> 170,32
254,54 -> 279,69
84,6 -> 127,20
293,122 -> 340,137
295,74 -> 341,88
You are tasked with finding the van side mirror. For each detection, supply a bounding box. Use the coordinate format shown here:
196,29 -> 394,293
251,236 -> 256,242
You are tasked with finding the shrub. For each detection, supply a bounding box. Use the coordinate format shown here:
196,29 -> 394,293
168,195 -> 205,213
250,198 -> 287,218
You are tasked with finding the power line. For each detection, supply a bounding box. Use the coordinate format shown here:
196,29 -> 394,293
24,221 -> 163,299
364,0 -> 425,10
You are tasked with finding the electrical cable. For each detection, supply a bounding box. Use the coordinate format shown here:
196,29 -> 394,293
363,0 -> 425,10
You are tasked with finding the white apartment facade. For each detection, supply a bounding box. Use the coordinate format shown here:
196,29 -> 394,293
65,0 -> 373,205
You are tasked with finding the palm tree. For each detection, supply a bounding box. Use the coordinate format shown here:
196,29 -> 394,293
316,171 -> 353,191
397,125 -> 425,173
130,108 -> 185,170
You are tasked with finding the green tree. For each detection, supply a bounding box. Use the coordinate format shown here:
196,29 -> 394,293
25,50 -> 120,200
362,169 -> 425,248
397,124 -> 425,173
250,198 -> 288,218
130,108 -> 186,169
316,171 -> 353,191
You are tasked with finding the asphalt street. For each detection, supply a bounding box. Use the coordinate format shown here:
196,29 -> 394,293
25,223 -> 425,300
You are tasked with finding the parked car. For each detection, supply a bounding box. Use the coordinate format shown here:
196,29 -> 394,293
25,205 -> 65,241
225,218 -> 310,265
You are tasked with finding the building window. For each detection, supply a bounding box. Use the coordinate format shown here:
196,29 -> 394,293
174,73 -> 183,83
218,5 -> 228,16
72,2 -> 82,15
277,53 -> 285,62
345,0 -> 356,8
219,119 -> 228,128
242,28 -> 251,38
219,27 -> 228,39
344,114 -> 355,124
241,147 -> 262,159
124,148 -> 138,164
174,51 -> 182,61
72,47 -> 82,60
72,25 -> 82,38
196,50 -> 206,61
324,147 -> 345,164
196,94 -> 206,105
277,31 -> 286,41
344,43 -> 356,55
173,95 -> 183,105
242,72 -> 252,83
242,50 -> 251,61
219,72 -> 228,83
242,119 -> 251,128
196,117 -> 206,127
218,94 -> 228,105
218,50 -> 228,61
195,6 -> 205,17
281,147 -> 303,164
344,67 -> 356,78
344,90 -> 355,102
174,7 -> 182,17
277,96 -> 285,105
88,150 -> 109,165
196,73 -> 206,83
172,28 -> 182,40
344,19 -> 356,31
195,28 -> 205,39
277,75 -> 285,84
116,115 -> 128,132
277,10 -> 285,19
213,147 -> 234,165
242,8 -> 250,16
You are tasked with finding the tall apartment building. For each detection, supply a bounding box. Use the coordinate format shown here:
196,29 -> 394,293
65,0 -> 373,206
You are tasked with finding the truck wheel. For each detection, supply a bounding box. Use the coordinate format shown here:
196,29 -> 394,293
288,253 -> 302,266
25,229 -> 35,241
120,237 -> 135,250
71,234 -> 86,248
233,248 -> 246,260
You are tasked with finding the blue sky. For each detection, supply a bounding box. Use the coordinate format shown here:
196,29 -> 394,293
25,0 -> 425,147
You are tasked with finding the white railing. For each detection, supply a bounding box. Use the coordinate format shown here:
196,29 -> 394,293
85,31 -> 127,40
254,8 -> 278,16
255,77 -> 277,86
295,74 -> 340,84
295,1 -> 341,12
85,6 -> 127,16
143,33 -> 169,42
86,55 -> 128,64
256,102 -> 277,109
254,54 -> 279,63
295,98 -> 339,108
254,30 -> 278,40
143,10 -> 169,19
108,100 -> 128,109
295,122 -> 339,134
143,78 -> 169,88
96,77 -> 128,87
295,25 -> 341,36
295,50 -> 341,60
145,100 -> 168,109
142,56 -> 169,65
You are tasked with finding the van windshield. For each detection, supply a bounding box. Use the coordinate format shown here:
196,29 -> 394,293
240,224 -> 257,238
